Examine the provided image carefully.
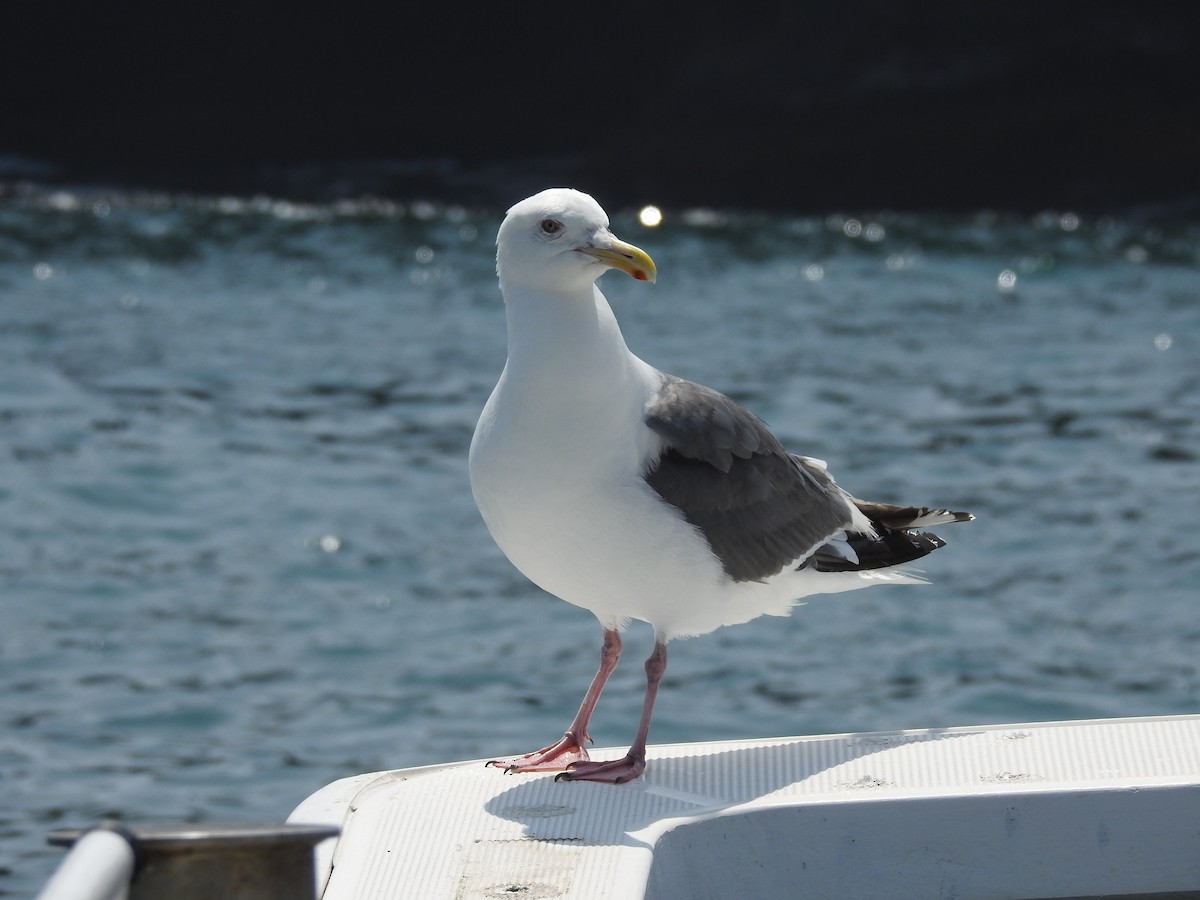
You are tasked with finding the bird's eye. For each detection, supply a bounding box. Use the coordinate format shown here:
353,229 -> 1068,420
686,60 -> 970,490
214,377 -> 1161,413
539,218 -> 563,236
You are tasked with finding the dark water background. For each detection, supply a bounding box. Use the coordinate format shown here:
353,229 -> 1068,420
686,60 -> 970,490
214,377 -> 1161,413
2,183 -> 1197,894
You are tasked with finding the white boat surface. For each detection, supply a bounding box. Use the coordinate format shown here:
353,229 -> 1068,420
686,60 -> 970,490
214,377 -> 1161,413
288,714 -> 1200,899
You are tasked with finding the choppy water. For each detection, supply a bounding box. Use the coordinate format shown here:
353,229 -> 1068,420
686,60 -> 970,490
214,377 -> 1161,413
2,182 -> 1198,894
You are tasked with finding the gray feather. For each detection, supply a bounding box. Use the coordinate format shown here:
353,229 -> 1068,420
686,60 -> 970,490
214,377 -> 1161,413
644,376 -> 852,582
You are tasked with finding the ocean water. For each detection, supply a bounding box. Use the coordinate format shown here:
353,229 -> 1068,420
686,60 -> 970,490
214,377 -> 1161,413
2,183 -> 1197,894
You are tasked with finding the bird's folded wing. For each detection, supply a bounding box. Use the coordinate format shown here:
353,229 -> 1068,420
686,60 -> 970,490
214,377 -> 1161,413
643,375 -> 854,583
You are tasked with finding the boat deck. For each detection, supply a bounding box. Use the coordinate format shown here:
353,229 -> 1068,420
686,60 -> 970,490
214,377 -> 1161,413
289,714 -> 1200,899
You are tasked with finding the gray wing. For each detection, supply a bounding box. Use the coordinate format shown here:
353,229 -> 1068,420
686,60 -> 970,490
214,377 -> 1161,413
643,375 -> 854,583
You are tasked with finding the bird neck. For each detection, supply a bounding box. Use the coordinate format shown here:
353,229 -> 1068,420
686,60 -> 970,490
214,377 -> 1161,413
501,284 -> 636,393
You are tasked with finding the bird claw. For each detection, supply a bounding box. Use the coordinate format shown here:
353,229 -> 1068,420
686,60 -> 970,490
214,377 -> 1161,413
483,760 -> 525,774
554,753 -> 645,784
484,734 -> 591,774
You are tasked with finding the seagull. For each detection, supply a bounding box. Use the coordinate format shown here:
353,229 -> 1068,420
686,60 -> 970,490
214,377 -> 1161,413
469,188 -> 972,784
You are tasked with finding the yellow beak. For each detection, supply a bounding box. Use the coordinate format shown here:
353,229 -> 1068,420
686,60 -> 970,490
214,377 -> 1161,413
578,233 -> 657,283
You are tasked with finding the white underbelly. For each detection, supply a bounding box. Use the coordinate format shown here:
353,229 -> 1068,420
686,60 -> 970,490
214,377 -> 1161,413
494,477 -> 719,609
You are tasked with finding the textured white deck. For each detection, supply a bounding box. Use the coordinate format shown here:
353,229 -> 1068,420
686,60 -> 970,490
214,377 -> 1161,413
289,715 -> 1200,899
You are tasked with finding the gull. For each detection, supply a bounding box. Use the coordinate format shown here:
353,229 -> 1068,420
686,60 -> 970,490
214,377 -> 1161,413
469,188 -> 971,783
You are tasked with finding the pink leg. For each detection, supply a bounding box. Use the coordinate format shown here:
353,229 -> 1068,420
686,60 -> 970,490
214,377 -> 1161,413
556,639 -> 667,784
487,628 -> 622,773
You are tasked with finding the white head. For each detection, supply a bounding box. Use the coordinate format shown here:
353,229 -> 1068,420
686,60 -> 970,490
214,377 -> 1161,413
496,188 -> 656,296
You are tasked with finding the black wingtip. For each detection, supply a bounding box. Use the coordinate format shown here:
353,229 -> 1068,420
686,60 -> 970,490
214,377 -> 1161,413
809,528 -> 952,573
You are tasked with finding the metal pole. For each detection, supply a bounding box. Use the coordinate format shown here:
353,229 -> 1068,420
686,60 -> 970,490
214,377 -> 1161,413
37,823 -> 136,900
